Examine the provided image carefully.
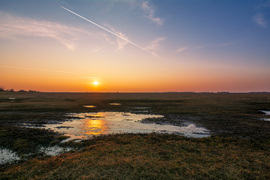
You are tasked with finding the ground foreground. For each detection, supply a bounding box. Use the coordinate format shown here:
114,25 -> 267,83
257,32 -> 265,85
0,92 -> 270,179
1,134 -> 270,179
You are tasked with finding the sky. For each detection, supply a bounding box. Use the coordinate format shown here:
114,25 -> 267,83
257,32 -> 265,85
0,0 -> 270,92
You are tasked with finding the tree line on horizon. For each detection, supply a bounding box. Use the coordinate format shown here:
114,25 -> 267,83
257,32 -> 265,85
0,87 -> 38,93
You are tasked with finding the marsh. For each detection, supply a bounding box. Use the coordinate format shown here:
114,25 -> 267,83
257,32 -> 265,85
1,92 -> 270,179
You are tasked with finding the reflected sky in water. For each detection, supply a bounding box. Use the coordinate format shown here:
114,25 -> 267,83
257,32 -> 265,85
41,112 -> 210,141
83,105 -> 96,108
0,148 -> 20,164
261,111 -> 270,121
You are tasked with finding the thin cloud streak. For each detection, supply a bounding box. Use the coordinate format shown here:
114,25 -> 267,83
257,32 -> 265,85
104,24 -> 129,51
141,1 -> 164,25
1,66 -> 74,74
175,41 -> 240,54
61,6 -> 155,56
91,48 -> 101,53
144,37 -> 165,57
175,47 -> 188,53
256,1 -> 270,9
217,41 -> 240,47
0,11 -> 96,50
253,13 -> 267,28
76,77 -> 101,79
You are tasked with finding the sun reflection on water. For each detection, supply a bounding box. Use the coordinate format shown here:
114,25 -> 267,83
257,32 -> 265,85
84,119 -> 108,136
85,112 -> 105,119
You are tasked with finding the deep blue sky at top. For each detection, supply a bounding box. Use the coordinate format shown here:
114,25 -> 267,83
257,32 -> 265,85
1,0 -> 269,60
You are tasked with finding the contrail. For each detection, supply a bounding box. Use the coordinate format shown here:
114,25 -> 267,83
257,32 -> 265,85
61,6 -> 155,56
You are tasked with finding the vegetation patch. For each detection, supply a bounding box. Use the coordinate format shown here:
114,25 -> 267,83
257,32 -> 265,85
0,125 -> 69,156
1,134 -> 269,179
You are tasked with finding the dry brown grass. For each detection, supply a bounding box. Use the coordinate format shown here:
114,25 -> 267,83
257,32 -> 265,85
1,134 -> 270,179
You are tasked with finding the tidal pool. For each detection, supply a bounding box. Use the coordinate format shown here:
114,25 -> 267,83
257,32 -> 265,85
83,105 -> 96,108
39,146 -> 74,156
39,112 -> 210,141
0,148 -> 20,164
109,103 -> 122,106
0,146 -> 74,165
261,110 -> 270,121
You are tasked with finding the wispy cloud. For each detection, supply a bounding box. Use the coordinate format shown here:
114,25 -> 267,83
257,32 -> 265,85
91,48 -> 101,53
76,76 -> 101,79
104,24 -> 129,51
175,47 -> 188,53
217,41 -> 240,47
141,1 -> 164,25
145,37 -> 165,56
0,11 -> 98,50
175,41 -> 240,54
253,13 -> 267,28
61,6 -> 155,56
0,66 -> 74,74
255,0 -> 270,9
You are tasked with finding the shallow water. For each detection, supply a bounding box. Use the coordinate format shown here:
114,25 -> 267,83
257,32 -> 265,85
39,146 -> 73,156
261,110 -> 270,121
109,103 -> 122,106
0,148 -> 20,164
0,146 -> 74,165
83,105 -> 96,108
37,112 -> 210,141
261,110 -> 270,115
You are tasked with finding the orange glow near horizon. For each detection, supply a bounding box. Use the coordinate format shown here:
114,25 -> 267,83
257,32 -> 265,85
1,42 -> 269,93
0,40 -> 269,93
1,64 -> 270,92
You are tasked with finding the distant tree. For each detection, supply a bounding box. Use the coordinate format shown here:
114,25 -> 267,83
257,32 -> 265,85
0,86 -> 4,92
28,90 -> 37,92
9,89 -> 14,92
18,89 -> 27,92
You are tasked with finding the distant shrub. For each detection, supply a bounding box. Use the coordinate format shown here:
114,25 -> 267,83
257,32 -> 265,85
28,90 -> 37,92
0,86 -> 5,92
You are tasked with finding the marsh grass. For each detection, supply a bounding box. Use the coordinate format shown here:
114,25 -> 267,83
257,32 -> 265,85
0,125 -> 68,156
1,92 -> 270,179
1,134 -> 270,179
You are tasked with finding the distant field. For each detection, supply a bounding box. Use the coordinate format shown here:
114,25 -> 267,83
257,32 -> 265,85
1,92 -> 270,179
1,92 -> 270,137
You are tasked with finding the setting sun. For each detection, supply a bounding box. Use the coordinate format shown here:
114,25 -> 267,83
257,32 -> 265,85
93,81 -> 99,86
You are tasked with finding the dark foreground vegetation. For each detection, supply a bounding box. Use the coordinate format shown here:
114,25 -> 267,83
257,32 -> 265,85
1,92 -> 270,179
2,134 -> 270,179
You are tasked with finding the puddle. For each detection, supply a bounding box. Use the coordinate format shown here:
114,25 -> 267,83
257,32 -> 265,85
130,107 -> 151,113
39,146 -> 73,156
261,110 -> 270,121
109,103 -> 121,106
83,105 -> 96,108
0,146 -> 74,165
132,107 -> 151,109
28,112 -> 210,141
261,110 -> 270,115
0,148 -> 20,164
